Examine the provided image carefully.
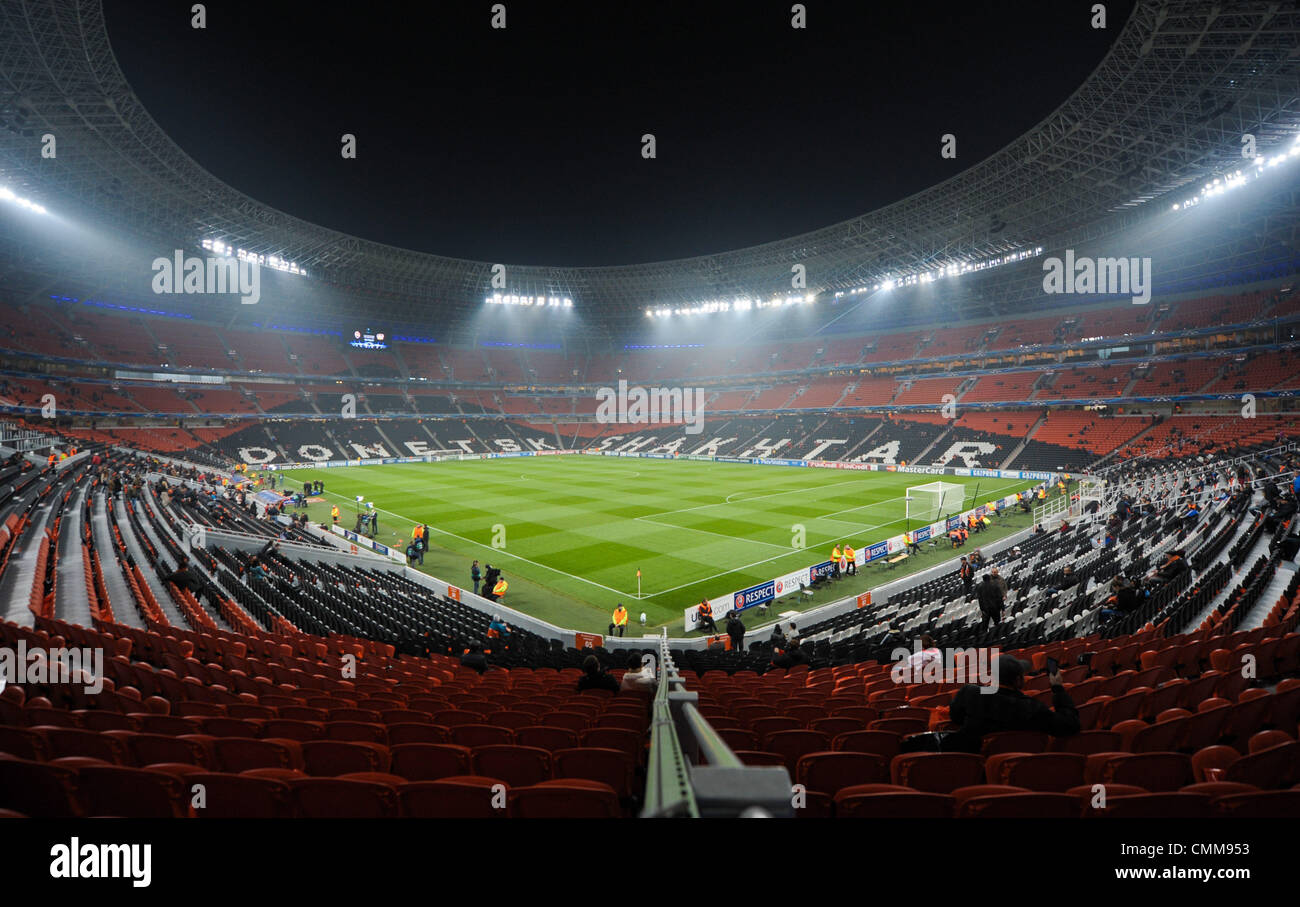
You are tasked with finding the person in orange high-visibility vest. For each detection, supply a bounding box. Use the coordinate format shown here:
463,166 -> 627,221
47,454 -> 56,467
831,545 -> 842,578
696,599 -> 716,633
330,505 -> 340,524
844,544 -> 856,575
612,603 -> 629,637
491,577 -> 508,600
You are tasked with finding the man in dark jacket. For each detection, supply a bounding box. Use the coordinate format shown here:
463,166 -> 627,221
725,610 -> 745,652
769,623 -> 787,650
944,655 -> 1080,753
460,642 -> 489,674
482,565 -> 500,601
958,556 -> 974,598
576,655 -> 619,693
162,556 -> 213,605
471,560 -> 482,595
975,574 -> 1004,634
1156,550 -> 1186,582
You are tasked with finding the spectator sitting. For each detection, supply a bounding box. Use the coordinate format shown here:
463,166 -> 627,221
577,655 -> 619,693
896,632 -> 942,682
619,653 -> 656,693
695,599 -> 717,633
943,655 -> 1080,753
460,641 -> 489,674
1100,575 -> 1143,620
247,556 -> 268,580
486,615 -> 511,652
1056,565 -> 1079,591
769,623 -> 787,652
1155,550 -> 1187,582
162,556 -> 211,604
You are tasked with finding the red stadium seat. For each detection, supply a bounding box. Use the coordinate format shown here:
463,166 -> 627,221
290,778 -> 399,818
387,723 -> 451,747
511,779 -> 619,818
1097,793 -> 1212,818
796,752 -> 888,794
890,753 -> 985,794
187,773 -> 295,818
1212,790 -> 1300,817
301,740 -> 388,776
834,784 -> 954,818
76,765 -> 188,818
958,792 -> 1078,818
552,748 -> 636,800
762,730 -> 830,773
831,730 -> 902,760
211,738 -> 303,774
0,756 -> 82,817
579,728 -> 643,760
986,752 -> 1085,792
398,776 -> 509,818
471,745 -> 552,787
389,744 -> 472,781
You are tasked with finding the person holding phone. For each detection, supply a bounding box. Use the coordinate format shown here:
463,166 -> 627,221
943,654 -> 1080,754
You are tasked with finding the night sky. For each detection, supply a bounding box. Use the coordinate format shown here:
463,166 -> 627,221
103,1 -> 1134,267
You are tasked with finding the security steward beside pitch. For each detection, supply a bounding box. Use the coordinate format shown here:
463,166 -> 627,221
696,599 -> 717,633
611,603 -> 629,637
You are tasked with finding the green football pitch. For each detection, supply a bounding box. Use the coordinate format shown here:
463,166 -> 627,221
281,457 -> 1038,634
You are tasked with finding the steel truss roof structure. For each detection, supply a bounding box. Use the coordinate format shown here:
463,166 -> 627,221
0,0 -> 1298,331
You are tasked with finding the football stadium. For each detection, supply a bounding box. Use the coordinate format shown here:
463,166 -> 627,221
1,0 -> 1300,867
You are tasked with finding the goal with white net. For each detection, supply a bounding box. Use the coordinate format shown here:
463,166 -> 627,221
905,481 -> 967,524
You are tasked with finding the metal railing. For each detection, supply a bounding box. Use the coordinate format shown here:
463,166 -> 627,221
641,631 -> 796,817
641,632 -> 699,817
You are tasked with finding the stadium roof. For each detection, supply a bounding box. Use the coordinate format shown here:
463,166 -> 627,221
1,0 -> 1298,329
